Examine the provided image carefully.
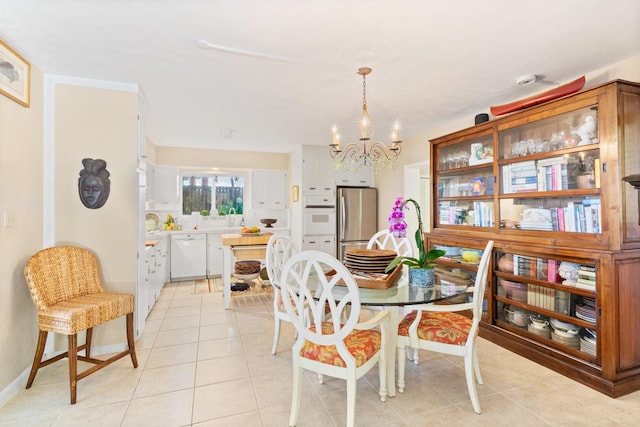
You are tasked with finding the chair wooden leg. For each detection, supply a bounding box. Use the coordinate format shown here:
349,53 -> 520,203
85,327 -> 93,358
68,334 -> 78,404
26,330 -> 48,389
126,312 -> 138,368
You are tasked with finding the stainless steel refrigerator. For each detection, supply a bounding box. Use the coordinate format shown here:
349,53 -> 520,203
337,187 -> 378,261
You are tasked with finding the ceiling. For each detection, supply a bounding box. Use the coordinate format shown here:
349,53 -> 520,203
1,1 -> 639,154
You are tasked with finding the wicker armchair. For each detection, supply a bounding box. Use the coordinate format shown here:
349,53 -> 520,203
23,246 -> 138,404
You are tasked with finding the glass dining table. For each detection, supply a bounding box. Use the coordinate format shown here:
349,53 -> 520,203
303,270 -> 471,397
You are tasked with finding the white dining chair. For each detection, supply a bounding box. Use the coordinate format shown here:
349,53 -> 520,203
396,240 -> 494,414
367,229 -> 413,257
280,250 -> 389,427
265,234 -> 298,355
366,229 -> 420,361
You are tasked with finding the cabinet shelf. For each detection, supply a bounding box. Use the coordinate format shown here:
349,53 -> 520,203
498,188 -> 600,199
495,320 -> 599,365
439,195 -> 494,202
437,164 -> 494,175
494,271 -> 596,297
497,144 -> 600,166
495,296 -> 596,329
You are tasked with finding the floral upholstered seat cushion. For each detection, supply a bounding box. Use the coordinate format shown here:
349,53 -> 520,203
398,311 -> 471,346
300,322 -> 381,367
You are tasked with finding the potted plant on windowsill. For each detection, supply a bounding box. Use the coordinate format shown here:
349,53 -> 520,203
385,197 -> 445,287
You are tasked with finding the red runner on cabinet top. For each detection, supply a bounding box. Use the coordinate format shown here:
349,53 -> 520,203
490,76 -> 586,116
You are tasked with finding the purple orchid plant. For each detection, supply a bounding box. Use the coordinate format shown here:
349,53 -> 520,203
385,197 -> 445,272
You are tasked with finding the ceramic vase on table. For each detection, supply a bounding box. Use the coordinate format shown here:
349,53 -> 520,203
409,267 -> 435,287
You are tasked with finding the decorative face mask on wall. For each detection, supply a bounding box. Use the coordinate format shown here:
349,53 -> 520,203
78,158 -> 110,209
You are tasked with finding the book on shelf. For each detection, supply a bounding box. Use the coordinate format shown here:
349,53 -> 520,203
537,166 -> 547,191
504,161 -> 536,193
555,290 -> 571,315
594,158 -> 601,188
547,259 -> 560,283
557,208 -> 565,231
512,176 -> 537,185
575,279 -> 597,290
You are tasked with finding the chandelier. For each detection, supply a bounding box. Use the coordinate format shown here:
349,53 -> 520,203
329,67 -> 402,172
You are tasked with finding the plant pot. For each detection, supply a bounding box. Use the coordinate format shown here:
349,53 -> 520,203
409,267 -> 435,287
576,174 -> 595,189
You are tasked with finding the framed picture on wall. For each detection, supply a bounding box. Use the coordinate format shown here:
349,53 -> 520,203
0,40 -> 30,107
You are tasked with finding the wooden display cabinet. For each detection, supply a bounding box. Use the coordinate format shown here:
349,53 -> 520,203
427,80 -> 640,397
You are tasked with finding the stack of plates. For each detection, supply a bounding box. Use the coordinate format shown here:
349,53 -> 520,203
550,317 -> 581,349
575,296 -> 596,323
343,249 -> 397,274
528,323 -> 552,339
580,328 -> 597,356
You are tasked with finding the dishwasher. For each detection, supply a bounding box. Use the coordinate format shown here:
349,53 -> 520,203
170,233 -> 207,281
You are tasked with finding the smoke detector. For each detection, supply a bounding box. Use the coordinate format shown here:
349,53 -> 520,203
516,74 -> 538,86
516,74 -> 557,86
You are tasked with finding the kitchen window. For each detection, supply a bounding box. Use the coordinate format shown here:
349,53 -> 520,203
181,174 -> 245,215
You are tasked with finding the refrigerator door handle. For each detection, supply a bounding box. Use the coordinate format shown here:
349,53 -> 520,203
339,196 -> 346,240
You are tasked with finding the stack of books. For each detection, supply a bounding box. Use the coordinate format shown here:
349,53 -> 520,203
576,265 -> 596,290
536,156 -> 569,192
502,161 -> 537,193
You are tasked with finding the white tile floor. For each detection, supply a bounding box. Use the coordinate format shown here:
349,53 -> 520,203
1,280 -> 640,426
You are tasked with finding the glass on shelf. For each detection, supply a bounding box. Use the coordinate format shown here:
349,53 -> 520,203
499,195 -> 601,233
437,134 -> 493,171
498,106 -> 598,160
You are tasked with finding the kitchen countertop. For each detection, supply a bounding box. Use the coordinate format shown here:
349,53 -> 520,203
146,226 -> 289,237
220,232 -> 274,246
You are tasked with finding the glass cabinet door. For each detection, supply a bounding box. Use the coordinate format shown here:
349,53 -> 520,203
497,106 -> 601,234
435,134 -> 496,229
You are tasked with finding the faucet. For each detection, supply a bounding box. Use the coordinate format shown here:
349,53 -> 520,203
227,207 -> 236,226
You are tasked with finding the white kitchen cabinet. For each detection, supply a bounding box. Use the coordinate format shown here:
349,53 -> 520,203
334,166 -> 373,187
144,234 -> 169,318
156,235 -> 169,287
301,146 -> 335,196
207,232 -> 224,277
146,247 -> 158,315
302,234 -> 336,257
251,169 -> 287,209
150,165 -> 180,209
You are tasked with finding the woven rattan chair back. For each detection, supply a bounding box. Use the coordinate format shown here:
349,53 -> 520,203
25,246 -> 104,311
